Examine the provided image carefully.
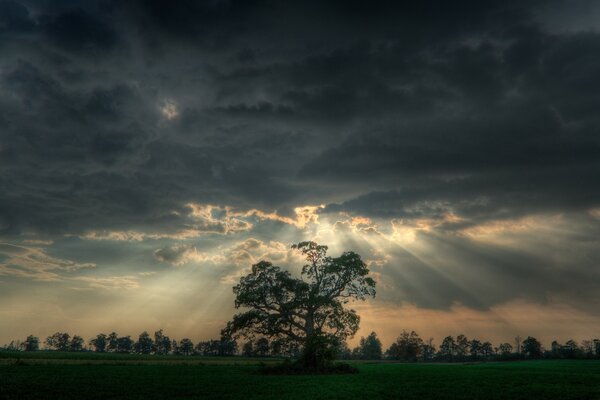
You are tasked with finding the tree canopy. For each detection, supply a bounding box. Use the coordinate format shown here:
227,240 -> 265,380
223,241 -> 376,368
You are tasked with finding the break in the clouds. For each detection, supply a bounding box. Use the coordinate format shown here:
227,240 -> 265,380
1,0 -> 600,346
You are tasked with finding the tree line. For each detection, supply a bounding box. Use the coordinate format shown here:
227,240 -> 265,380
4,329 -> 600,361
340,331 -> 600,361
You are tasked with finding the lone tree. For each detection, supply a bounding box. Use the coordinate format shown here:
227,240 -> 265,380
223,241 -> 376,369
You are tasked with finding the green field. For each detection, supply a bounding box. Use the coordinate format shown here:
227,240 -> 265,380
2,352 -> 600,399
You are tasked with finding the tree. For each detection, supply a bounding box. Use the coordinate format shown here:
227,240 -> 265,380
455,334 -> 469,360
45,332 -> 70,351
498,342 -> 513,357
90,334 -> 108,352
355,331 -> 382,360
135,331 -> 154,354
581,340 -> 594,358
469,339 -> 482,360
117,336 -> 134,353
438,336 -> 456,361
70,335 -> 85,352
107,332 -> 119,352
179,338 -> 194,356
386,330 -> 423,362
563,339 -> 581,359
522,336 -> 542,358
481,341 -> 493,358
196,337 -> 237,356
24,335 -> 39,351
223,241 -> 376,369
154,329 -> 172,355
421,338 -> 436,362
256,338 -> 270,357
242,341 -> 255,357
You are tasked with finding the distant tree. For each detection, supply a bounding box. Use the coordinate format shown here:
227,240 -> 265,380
242,341 -> 254,357
90,334 -> 108,352
179,338 -> 194,356
171,339 -> 179,355
70,335 -> 85,352
481,341 -> 493,358
581,340 -> 594,358
46,332 -> 70,351
117,336 -> 134,353
24,335 -> 39,351
135,331 -> 154,354
438,336 -> 456,361
219,334 -> 238,356
522,336 -> 542,358
196,337 -> 237,356
455,334 -> 469,359
469,339 -> 482,360
223,242 -> 376,369
107,332 -> 119,352
154,329 -> 172,355
421,338 -> 436,362
386,330 -> 423,362
498,343 -> 513,357
550,340 -> 562,358
594,339 -> 600,359
356,331 -> 383,360
256,338 -> 270,357
271,339 -> 284,357
563,340 -> 580,359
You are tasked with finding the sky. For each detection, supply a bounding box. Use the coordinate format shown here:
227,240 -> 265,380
1,0 -> 600,349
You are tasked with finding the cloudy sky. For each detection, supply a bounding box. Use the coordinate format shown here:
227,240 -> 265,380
2,0 -> 600,348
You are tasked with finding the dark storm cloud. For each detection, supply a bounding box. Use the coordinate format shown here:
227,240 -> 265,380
1,0 -> 600,314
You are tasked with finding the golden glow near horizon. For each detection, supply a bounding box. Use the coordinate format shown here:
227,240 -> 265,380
1,202 -> 600,348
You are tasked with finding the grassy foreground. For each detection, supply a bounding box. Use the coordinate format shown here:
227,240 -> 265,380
1,352 -> 600,399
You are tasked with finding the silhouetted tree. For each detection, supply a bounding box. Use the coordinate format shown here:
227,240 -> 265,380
223,241 -> 376,369
421,338 -> 436,362
117,336 -> 134,353
469,339 -> 482,360
90,334 -> 108,352
563,339 -> 581,359
70,335 -> 85,352
455,334 -> 469,359
242,341 -> 254,357
522,336 -> 542,358
271,339 -> 284,357
154,329 -> 172,355
356,331 -> 382,360
498,343 -> 513,357
438,336 -> 456,361
386,330 -> 423,362
481,341 -> 493,358
107,332 -> 118,352
256,338 -> 270,357
24,335 -> 39,351
136,331 -> 154,354
179,338 -> 194,355
45,332 -> 70,351
581,340 -> 594,358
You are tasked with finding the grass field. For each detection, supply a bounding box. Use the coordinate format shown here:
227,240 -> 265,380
2,352 -> 600,399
